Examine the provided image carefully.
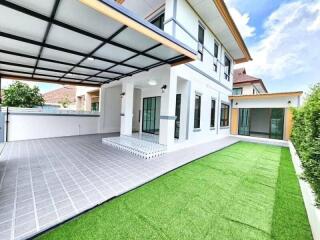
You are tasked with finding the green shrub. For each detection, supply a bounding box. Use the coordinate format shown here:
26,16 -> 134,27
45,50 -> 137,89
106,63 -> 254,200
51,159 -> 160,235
291,83 -> 320,206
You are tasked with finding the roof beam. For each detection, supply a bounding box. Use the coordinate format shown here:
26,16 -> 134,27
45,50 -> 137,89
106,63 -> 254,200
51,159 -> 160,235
1,74 -> 101,87
32,0 -> 61,77
0,61 -> 112,80
88,43 -> 161,82
61,25 -> 128,82
0,69 -> 103,84
0,49 -> 130,77
0,31 -> 145,71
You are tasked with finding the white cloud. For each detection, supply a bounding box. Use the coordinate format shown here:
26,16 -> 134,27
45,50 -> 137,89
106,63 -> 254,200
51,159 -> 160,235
228,8 -> 255,38
241,0 -> 320,92
225,0 -> 255,39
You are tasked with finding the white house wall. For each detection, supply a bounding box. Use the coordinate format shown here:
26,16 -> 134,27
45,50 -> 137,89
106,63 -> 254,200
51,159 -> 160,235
165,0 -> 234,91
99,86 -> 121,133
232,95 -> 300,109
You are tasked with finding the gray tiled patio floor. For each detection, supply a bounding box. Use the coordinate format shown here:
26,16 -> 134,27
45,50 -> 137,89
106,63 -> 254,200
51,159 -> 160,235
0,134 -> 239,240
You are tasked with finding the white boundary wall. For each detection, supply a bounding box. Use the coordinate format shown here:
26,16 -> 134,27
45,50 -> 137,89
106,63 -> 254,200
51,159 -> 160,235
4,108 -> 100,141
289,141 -> 320,240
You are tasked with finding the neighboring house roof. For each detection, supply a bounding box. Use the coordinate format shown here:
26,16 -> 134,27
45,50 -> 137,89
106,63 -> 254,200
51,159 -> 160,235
43,85 -> 76,105
233,68 -> 268,93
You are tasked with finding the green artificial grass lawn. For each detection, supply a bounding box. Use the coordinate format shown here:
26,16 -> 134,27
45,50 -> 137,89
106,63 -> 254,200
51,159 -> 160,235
38,142 -> 312,240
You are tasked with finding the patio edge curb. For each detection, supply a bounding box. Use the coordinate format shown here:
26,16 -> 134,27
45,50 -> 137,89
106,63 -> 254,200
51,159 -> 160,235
288,141 -> 320,240
26,137 -> 239,240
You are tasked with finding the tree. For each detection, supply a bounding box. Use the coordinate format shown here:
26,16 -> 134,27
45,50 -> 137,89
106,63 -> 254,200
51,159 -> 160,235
58,95 -> 72,108
2,81 -> 44,108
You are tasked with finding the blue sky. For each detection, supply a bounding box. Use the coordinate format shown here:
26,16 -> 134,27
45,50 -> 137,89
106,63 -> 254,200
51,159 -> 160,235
4,0 -> 320,94
226,0 -> 320,93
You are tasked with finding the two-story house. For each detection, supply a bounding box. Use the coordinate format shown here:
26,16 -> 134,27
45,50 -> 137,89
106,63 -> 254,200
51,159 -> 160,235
97,0 -> 252,154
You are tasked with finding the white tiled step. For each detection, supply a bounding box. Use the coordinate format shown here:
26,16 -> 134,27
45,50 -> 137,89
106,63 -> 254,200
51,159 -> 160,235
102,136 -> 167,159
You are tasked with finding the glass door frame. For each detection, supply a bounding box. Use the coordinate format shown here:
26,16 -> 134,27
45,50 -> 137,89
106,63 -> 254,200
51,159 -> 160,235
142,96 -> 161,135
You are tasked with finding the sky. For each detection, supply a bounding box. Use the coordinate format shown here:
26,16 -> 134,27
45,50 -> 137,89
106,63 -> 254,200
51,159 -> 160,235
3,0 -> 320,94
226,0 -> 320,93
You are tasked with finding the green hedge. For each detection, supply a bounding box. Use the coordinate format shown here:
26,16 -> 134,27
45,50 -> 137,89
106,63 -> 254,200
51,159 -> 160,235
291,83 -> 320,206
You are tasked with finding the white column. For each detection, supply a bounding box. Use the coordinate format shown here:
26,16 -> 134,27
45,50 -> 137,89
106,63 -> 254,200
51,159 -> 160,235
120,81 -> 134,136
159,68 -> 177,146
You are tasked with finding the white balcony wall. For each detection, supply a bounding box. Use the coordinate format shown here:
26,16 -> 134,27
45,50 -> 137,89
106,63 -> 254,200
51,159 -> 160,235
4,109 -> 100,141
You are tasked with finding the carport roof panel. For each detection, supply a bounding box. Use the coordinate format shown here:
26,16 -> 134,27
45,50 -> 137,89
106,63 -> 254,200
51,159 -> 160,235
0,0 -> 197,87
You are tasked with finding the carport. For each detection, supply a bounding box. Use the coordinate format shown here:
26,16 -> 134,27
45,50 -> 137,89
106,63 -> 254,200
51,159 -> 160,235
0,0 -> 196,87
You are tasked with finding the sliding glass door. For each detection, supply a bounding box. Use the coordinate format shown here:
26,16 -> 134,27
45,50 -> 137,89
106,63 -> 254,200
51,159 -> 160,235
142,97 -> 161,134
270,108 -> 284,140
238,108 -> 250,136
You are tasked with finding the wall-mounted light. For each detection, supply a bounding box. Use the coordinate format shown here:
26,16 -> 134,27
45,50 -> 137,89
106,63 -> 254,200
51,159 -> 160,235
120,92 -> 125,98
288,100 -> 291,104
235,102 -> 238,105
161,85 -> 167,93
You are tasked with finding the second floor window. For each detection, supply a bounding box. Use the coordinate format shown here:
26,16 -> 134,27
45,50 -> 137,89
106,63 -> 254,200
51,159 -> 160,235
224,55 -> 231,81
220,103 -> 230,127
198,25 -> 205,61
151,13 -> 164,30
210,99 -> 216,128
194,94 -> 201,128
213,42 -> 218,72
233,88 -> 242,96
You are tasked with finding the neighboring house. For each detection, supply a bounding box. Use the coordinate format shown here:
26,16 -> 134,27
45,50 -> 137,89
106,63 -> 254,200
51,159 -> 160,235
76,87 -> 100,112
43,85 -> 76,109
233,68 -> 267,95
230,68 -> 302,140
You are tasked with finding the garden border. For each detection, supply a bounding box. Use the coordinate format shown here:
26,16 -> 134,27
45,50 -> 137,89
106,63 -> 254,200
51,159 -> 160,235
289,141 -> 320,240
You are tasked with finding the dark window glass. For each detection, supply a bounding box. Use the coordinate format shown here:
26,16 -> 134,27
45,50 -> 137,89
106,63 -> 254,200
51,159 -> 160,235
213,43 -> 219,72
232,88 -> 242,96
194,94 -> 201,128
210,99 -> 216,128
91,102 -> 99,111
224,55 -> 231,81
220,103 -> 230,127
151,13 -> 164,30
198,25 -> 205,61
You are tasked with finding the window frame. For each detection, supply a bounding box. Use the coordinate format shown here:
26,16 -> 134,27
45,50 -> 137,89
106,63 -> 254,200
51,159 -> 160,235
232,87 -> 243,96
150,12 -> 165,30
220,102 -> 230,127
213,42 -> 219,72
194,93 -> 202,129
197,24 -> 205,61
224,54 -> 231,81
210,98 -> 216,128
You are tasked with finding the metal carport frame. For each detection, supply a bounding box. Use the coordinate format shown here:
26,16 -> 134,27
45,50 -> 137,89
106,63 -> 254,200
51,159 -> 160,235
0,0 -> 196,87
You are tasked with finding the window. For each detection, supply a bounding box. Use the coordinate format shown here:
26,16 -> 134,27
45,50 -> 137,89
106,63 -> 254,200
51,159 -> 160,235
233,88 -> 242,96
198,25 -> 205,61
224,55 -> 231,81
151,13 -> 164,30
210,99 -> 216,128
91,102 -> 99,112
194,94 -> 201,128
213,42 -> 219,72
220,103 -> 230,127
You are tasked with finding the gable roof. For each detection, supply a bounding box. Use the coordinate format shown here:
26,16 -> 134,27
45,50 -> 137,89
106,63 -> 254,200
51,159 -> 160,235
233,68 -> 268,92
